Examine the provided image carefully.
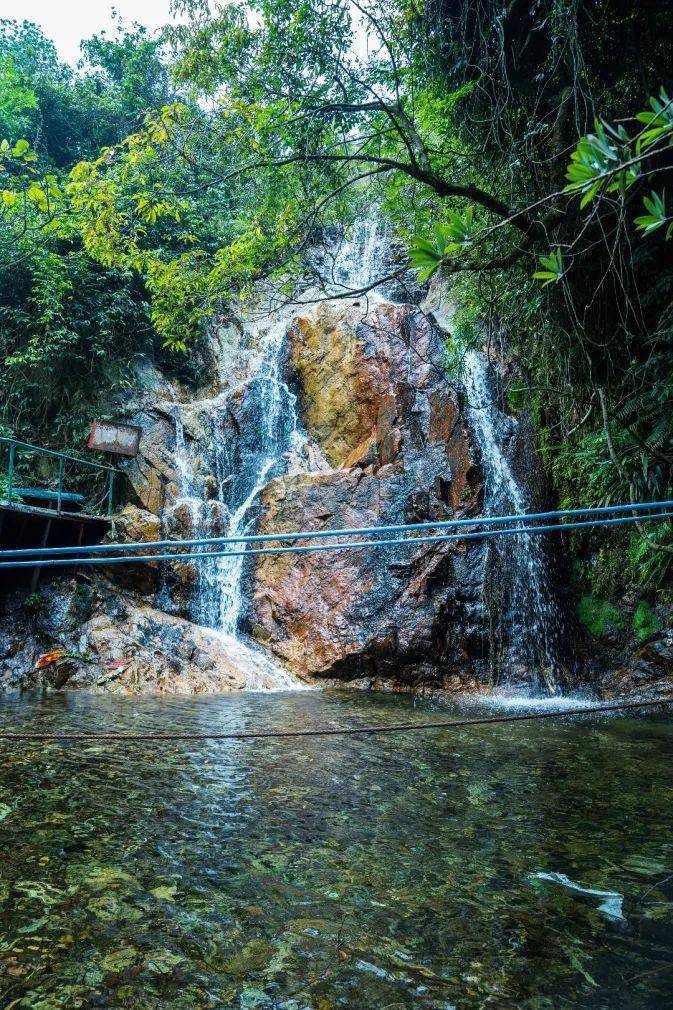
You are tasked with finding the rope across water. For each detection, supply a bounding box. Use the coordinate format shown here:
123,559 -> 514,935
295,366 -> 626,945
0,697 -> 670,742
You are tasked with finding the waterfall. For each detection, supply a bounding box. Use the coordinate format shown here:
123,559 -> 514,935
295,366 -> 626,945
318,219 -> 567,690
165,218 -> 386,689
333,218 -> 389,291
169,319 -> 306,691
169,407 -> 213,565
462,350 -> 563,692
200,319 -> 304,637
164,218 -> 564,694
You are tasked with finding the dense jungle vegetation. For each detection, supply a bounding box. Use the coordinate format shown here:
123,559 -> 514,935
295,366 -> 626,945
1,0 -> 672,611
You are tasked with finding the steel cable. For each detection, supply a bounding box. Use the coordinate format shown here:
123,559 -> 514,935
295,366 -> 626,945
1,508 -> 671,569
1,499 -> 672,558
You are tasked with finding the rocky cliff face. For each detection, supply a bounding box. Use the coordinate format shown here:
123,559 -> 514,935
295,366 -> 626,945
2,262 -> 672,695
246,298 -> 488,689
1,274 -> 496,693
0,195 -> 579,698
13,216 -> 671,697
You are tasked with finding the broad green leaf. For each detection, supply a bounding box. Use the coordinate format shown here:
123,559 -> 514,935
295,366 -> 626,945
26,182 -> 46,204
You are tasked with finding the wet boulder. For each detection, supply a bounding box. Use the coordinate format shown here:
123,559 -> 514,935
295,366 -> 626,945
0,574 -> 247,694
247,296 -> 485,689
102,504 -> 162,595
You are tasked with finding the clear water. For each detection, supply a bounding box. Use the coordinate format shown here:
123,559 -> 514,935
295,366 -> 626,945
1,691 -> 672,1009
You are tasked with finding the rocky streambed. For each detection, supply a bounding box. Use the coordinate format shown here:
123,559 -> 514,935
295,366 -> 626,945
1,689 -> 672,1009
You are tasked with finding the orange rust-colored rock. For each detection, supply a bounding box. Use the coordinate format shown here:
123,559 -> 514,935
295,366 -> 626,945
248,297 -> 485,687
248,467 -> 481,684
289,300 -> 438,468
428,391 -> 475,511
342,433 -> 378,471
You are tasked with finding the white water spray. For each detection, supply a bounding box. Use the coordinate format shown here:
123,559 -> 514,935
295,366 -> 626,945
204,320 -> 304,637
169,320 -> 306,691
462,350 -> 563,690
333,217 -> 390,292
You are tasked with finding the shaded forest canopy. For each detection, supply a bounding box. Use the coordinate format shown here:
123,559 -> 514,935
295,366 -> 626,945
1,0 -> 672,607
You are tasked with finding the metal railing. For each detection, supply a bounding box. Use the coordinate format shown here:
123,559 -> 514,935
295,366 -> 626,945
0,499 -> 671,569
0,437 -> 116,517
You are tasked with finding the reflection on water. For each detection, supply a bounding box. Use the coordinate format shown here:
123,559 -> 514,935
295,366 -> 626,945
0,690 -> 672,1009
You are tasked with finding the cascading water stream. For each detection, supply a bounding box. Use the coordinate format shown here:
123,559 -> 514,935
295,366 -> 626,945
334,222 -> 565,689
165,220 -> 387,688
333,217 -> 389,292
169,319 -> 305,690
201,319 -> 305,637
462,350 -> 564,691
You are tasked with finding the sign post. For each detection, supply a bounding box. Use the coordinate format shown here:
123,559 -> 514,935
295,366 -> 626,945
87,421 -> 142,514
87,420 -> 141,458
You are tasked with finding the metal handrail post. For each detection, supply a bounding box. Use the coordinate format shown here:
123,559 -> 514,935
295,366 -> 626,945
56,457 -> 64,513
6,442 -> 15,505
0,437 -> 118,519
107,470 -> 115,516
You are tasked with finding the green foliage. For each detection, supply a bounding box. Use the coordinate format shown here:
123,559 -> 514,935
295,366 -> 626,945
0,51 -> 38,139
0,471 -> 22,503
408,234 -> 444,281
507,384 -> 527,413
1,18 -> 172,166
563,90 -> 673,208
564,118 -> 634,206
635,191 -> 672,238
632,600 -> 661,641
534,249 -> 564,287
576,596 -> 625,637
409,211 -> 475,280
628,521 -> 673,588
24,592 -> 44,616
0,134 -> 54,253
439,305 -> 481,373
0,247 -> 159,443
533,88 -> 673,281
80,24 -> 170,123
550,430 -> 627,508
0,20 -> 185,443
531,86 -> 673,293
636,88 -> 673,143
572,548 -> 626,602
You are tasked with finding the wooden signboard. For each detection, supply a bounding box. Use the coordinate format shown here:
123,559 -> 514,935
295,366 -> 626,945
87,420 -> 141,458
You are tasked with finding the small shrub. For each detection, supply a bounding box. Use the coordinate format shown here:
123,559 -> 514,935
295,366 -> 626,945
24,592 -> 44,616
0,472 -> 23,504
507,384 -> 527,413
632,600 -> 661,642
577,595 -> 625,637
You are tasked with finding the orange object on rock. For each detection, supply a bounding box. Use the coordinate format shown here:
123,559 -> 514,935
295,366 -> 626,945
36,648 -> 66,669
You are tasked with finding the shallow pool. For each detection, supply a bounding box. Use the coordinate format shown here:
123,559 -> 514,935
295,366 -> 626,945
0,690 -> 671,1008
